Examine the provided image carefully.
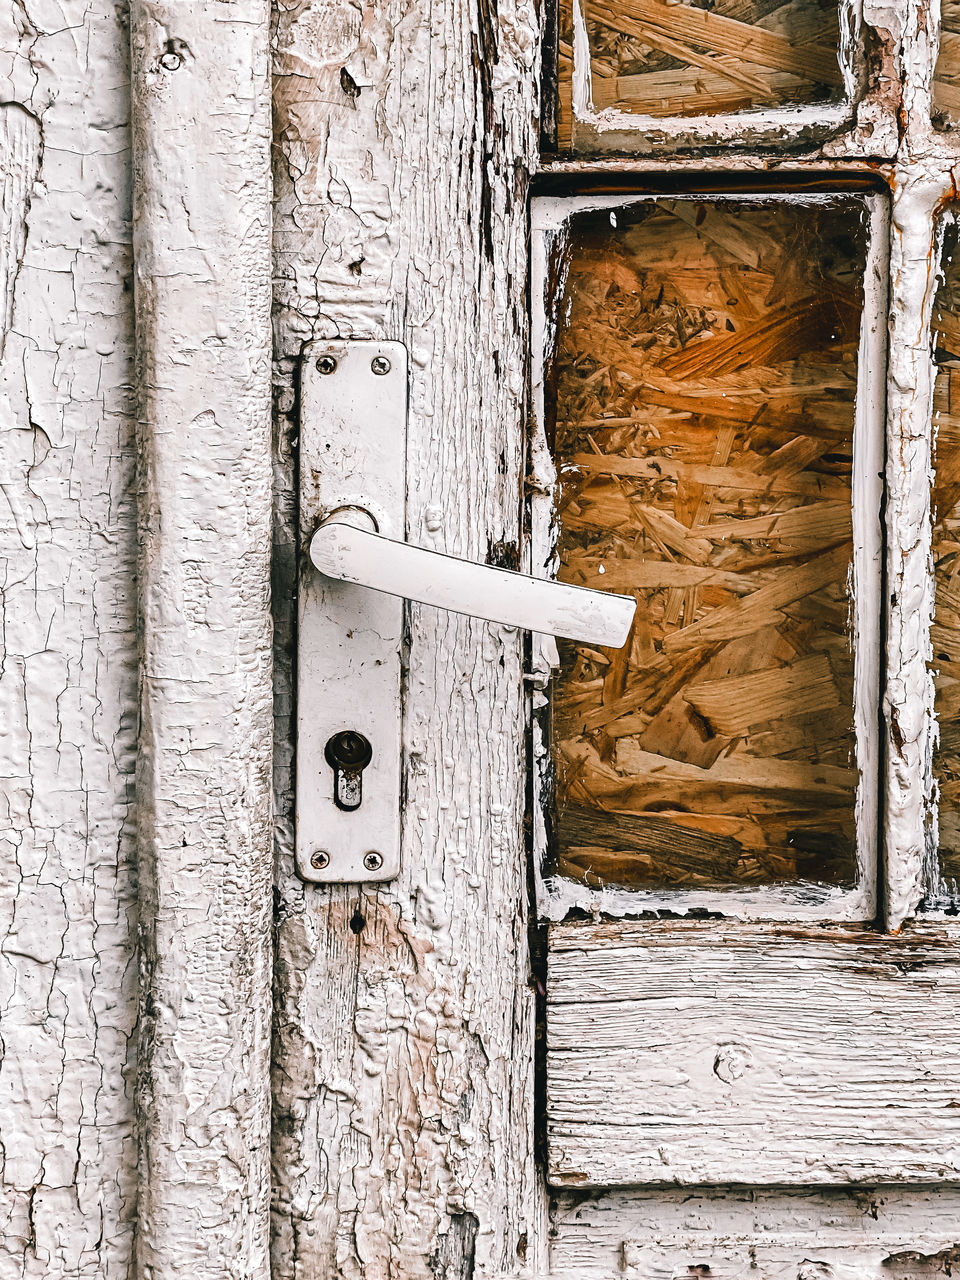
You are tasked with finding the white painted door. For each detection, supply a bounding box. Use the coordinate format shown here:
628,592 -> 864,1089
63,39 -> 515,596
6,0 -> 960,1274
269,1 -> 960,1277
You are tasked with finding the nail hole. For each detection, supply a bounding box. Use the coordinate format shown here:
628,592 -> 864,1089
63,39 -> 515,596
350,910 -> 366,934
340,67 -> 361,99
159,40 -> 183,71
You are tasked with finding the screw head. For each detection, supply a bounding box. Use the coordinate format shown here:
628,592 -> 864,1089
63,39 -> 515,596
159,50 -> 182,70
370,355 -> 391,376
363,851 -> 384,872
311,849 -> 330,870
316,355 -> 338,375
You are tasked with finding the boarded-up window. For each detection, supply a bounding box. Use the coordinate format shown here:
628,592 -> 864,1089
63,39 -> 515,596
932,215 -> 960,886
559,0 -> 843,123
545,197 -> 869,891
934,0 -> 960,128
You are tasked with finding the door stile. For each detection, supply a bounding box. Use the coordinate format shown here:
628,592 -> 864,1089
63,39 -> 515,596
271,2 -> 545,1276
882,0 -> 960,927
883,171 -> 942,930
130,1 -> 274,1273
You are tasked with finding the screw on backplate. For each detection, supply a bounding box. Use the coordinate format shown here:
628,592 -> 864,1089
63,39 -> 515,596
363,851 -> 384,872
316,355 -> 338,375
311,850 -> 330,870
370,356 -> 391,376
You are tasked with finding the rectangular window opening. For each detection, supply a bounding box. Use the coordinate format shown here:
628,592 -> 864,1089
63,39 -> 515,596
531,191 -> 886,921
930,209 -> 960,905
934,0 -> 960,129
553,0 -> 857,152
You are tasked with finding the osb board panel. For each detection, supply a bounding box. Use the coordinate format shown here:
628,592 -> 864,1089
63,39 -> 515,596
550,1186 -> 960,1278
547,197 -> 866,894
579,0 -> 843,119
551,0 -> 900,155
934,0 -> 960,127
931,213 -> 960,892
547,920 -> 960,1187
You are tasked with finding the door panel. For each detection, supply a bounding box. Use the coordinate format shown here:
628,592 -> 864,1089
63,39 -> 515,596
530,188 -> 886,924
548,920 -> 960,1187
553,0 -> 899,154
544,196 -> 870,897
550,1186 -> 960,1278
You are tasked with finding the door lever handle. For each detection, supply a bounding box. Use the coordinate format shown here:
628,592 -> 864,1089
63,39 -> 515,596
298,338 -> 631,885
309,508 -> 636,649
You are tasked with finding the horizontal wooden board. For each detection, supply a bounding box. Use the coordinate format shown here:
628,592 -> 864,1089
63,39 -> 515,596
550,1185 -> 960,1279
547,920 -> 960,1187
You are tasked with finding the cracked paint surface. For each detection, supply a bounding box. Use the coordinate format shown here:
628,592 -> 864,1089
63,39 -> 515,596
0,0 -> 138,1274
130,0 -> 274,1274
272,0 -> 960,1277
4,0 -> 960,1274
271,0 -> 545,1276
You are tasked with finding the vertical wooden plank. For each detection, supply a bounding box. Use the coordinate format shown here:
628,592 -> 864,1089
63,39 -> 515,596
0,1 -> 138,1271
130,2 -> 274,1274
883,172 -> 942,929
271,1 -> 544,1275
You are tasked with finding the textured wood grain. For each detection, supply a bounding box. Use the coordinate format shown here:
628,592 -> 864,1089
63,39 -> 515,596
585,0 -> 843,118
930,216 -> 960,900
131,2 -> 274,1275
271,1 -> 543,1276
547,919 -> 960,1187
934,3 -> 960,125
0,5 -> 138,1275
550,1186 -> 960,1278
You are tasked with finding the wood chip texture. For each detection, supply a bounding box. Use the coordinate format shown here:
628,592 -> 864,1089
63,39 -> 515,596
558,0 -> 843,131
931,213 -> 960,895
547,197 -> 868,894
934,0 -> 960,126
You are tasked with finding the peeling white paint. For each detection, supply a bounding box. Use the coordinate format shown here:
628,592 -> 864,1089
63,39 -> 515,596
0,0 -> 138,1272
271,0 -> 545,1276
7,0 -> 960,1275
130,0 -> 274,1274
550,1185 -> 960,1279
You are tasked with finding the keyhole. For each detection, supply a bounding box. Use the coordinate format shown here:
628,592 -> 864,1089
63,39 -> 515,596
325,730 -> 373,811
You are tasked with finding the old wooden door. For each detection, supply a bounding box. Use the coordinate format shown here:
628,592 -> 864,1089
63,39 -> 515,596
9,0 -> 960,1274
269,1 -> 960,1277
265,0 -> 960,1275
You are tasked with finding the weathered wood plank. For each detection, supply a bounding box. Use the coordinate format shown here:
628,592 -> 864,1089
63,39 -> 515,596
547,920 -> 960,1187
0,6 -> 138,1275
883,177 -> 940,927
271,1 -> 543,1276
131,0 -> 274,1273
550,1186 -> 960,1278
